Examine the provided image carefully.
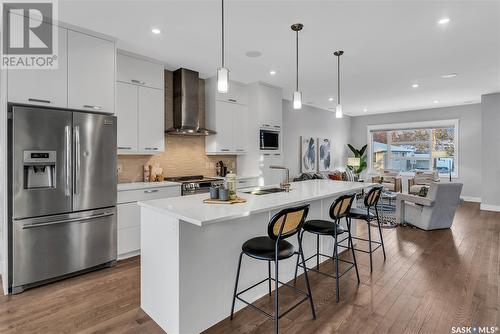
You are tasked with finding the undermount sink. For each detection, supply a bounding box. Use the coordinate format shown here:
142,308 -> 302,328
244,187 -> 288,195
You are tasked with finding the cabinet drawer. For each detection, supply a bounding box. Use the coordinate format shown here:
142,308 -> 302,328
117,53 -> 164,89
117,186 -> 181,204
117,226 -> 140,257
236,178 -> 259,189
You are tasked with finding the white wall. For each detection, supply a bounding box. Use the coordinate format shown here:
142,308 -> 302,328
0,45 -> 7,294
480,93 -> 500,211
282,100 -> 352,179
350,104 -> 482,200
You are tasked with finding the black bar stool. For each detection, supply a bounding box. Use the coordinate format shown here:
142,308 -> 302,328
230,204 -> 316,334
293,194 -> 360,303
345,186 -> 386,272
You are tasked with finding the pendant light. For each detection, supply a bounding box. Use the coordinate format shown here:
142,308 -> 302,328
291,23 -> 303,110
217,0 -> 229,93
334,50 -> 344,118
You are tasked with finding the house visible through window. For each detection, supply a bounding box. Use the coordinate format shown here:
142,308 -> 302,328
368,120 -> 458,176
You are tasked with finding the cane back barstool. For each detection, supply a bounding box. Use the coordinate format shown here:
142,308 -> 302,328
345,186 -> 386,272
293,193 -> 360,303
230,204 -> 316,334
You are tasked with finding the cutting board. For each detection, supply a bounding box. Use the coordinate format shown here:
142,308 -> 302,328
203,197 -> 247,205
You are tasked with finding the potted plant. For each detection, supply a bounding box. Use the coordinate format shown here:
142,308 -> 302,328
346,144 -> 368,180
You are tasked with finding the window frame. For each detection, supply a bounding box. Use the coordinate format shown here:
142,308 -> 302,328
366,119 -> 460,178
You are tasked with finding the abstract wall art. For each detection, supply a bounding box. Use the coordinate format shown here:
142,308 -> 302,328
301,136 -> 317,172
318,138 -> 332,172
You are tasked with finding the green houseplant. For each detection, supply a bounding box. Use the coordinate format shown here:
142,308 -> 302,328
346,144 -> 368,176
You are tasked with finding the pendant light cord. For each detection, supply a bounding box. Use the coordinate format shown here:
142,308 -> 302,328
296,30 -> 299,91
337,54 -> 341,105
221,0 -> 225,68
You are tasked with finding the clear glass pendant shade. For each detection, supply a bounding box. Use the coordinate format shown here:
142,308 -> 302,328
217,67 -> 229,93
293,91 -> 302,110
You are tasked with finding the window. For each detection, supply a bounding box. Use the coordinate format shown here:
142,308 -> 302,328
367,120 -> 458,177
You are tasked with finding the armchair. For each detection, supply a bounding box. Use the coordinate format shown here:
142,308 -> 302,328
372,170 -> 402,192
395,183 -> 463,230
408,170 -> 440,195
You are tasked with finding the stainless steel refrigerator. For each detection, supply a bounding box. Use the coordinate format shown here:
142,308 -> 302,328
8,105 -> 117,294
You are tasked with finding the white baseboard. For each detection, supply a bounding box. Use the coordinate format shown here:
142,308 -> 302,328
480,204 -> 500,212
461,196 -> 481,203
117,249 -> 140,261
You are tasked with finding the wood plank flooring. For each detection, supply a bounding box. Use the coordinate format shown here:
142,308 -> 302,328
0,202 -> 498,334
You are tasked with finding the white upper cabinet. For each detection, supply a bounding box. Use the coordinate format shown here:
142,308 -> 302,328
205,77 -> 249,154
255,83 -> 282,129
117,53 -> 163,89
215,81 -> 248,105
116,53 -> 165,155
8,26 -> 68,108
68,30 -> 115,114
232,103 -> 247,153
116,82 -> 138,152
138,86 -> 164,153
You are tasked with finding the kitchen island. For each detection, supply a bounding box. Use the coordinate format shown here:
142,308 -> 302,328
138,179 -> 372,334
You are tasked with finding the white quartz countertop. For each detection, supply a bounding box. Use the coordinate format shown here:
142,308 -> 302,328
138,179 -> 374,226
118,181 -> 181,191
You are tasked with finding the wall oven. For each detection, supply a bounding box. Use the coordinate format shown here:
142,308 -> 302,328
260,128 -> 280,151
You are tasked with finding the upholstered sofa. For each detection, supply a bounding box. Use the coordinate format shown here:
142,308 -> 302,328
408,170 -> 440,195
395,183 -> 463,230
371,170 -> 402,192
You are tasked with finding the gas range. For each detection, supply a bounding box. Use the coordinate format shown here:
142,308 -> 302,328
164,175 -> 224,196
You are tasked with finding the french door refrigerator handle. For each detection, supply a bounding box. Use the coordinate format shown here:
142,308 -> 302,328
64,125 -> 71,196
74,125 -> 81,195
21,212 -> 114,229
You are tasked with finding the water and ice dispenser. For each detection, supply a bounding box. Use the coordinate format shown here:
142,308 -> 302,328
23,150 -> 56,189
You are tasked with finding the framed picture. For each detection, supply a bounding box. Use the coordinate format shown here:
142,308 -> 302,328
318,138 -> 332,172
301,136 -> 316,172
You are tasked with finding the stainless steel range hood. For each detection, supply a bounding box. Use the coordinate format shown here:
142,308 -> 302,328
165,68 -> 216,136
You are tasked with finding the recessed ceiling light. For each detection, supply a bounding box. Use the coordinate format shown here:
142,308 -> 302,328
441,73 -> 458,78
412,84 -> 419,88
245,50 -> 262,58
328,97 -> 334,101
433,100 -> 439,104
438,17 -> 450,25
363,108 -> 368,112
151,28 -> 161,34
269,70 -> 276,75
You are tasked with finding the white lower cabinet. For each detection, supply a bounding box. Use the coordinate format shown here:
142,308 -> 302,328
117,202 -> 140,258
117,185 -> 181,259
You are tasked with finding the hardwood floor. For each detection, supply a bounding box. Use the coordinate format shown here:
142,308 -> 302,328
0,202 -> 498,334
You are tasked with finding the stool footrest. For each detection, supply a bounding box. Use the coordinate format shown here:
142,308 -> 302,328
299,252 -> 356,279
234,276 -> 312,321
337,235 -> 383,254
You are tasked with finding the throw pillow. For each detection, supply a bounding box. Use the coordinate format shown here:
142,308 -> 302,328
418,186 -> 429,197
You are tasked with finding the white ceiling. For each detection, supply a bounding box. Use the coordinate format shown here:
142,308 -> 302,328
59,0 -> 500,116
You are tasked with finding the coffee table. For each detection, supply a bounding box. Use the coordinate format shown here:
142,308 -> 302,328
372,191 -> 398,228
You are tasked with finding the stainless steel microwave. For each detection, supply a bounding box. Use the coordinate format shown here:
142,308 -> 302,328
260,129 -> 280,150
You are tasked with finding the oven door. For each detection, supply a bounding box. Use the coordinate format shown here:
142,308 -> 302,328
260,129 -> 280,150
